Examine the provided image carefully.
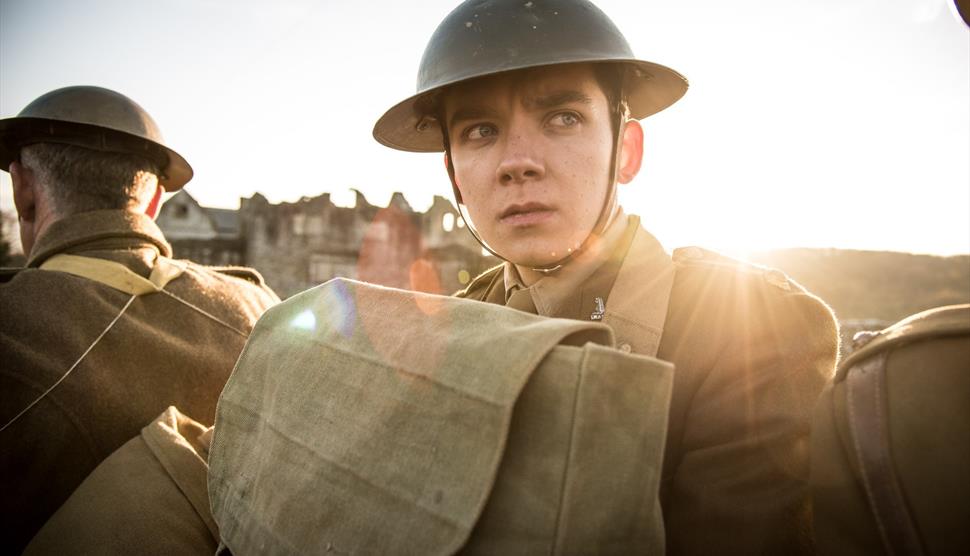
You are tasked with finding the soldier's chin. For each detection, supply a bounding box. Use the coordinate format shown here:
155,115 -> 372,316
507,248 -> 570,269
491,232 -> 583,268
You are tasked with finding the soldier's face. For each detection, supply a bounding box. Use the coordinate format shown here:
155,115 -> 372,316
443,65 -> 618,268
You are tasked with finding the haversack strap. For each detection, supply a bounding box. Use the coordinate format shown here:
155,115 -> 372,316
39,253 -> 185,295
846,352 -> 926,556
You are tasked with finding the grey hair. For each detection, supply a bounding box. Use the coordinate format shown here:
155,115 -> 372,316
19,143 -> 160,216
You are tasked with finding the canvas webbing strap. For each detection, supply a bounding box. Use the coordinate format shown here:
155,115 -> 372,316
39,253 -> 186,295
846,352 -> 926,556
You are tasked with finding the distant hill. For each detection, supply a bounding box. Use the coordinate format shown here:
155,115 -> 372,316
747,249 -> 970,323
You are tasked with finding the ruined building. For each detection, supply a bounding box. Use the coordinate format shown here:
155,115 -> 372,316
156,190 -> 494,298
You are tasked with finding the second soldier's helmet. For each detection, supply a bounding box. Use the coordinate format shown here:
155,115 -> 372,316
0,86 -> 192,190
373,0 -> 689,153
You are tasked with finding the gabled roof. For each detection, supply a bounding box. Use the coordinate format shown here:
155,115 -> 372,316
159,190 -> 241,239
207,207 -> 239,236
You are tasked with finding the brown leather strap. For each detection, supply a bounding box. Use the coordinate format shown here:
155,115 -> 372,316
846,352 -> 926,556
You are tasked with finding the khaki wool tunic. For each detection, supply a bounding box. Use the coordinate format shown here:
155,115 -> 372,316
0,209 -> 279,552
458,216 -> 840,555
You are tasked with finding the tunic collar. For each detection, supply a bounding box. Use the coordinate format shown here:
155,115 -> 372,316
502,209 -> 631,318
27,209 -> 172,268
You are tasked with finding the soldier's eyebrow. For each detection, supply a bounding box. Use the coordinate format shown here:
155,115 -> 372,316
527,90 -> 592,110
447,107 -> 498,130
446,90 -> 592,129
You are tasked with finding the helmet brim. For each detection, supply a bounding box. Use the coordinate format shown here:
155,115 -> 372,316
373,58 -> 688,153
0,117 -> 193,191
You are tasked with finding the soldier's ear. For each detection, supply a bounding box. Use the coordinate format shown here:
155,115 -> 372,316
616,119 -> 644,185
144,184 -> 163,220
10,161 -> 36,223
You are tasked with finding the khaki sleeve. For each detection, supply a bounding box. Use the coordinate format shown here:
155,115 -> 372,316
24,408 -> 217,556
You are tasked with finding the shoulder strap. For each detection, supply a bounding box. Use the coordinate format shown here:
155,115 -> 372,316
846,352 -> 926,556
39,254 -> 186,295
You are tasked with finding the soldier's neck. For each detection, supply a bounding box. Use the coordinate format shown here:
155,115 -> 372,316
514,264 -> 548,287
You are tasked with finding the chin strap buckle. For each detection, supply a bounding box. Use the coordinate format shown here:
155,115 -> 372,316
530,263 -> 563,275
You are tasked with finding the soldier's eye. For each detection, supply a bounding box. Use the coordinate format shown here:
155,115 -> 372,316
466,124 -> 498,140
549,112 -> 581,128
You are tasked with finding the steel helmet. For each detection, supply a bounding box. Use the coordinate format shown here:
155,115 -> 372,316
0,86 -> 192,190
373,0 -> 688,152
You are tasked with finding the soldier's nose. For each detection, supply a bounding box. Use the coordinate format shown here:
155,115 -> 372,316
496,137 -> 544,184
498,162 -> 543,184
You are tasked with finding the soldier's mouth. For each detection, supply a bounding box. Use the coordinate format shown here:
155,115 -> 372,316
498,203 -> 555,226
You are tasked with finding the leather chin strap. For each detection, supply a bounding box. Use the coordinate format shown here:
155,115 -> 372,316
444,104 -> 626,274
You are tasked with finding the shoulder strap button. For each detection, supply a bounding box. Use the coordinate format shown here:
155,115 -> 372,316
764,268 -> 792,291
673,246 -> 704,262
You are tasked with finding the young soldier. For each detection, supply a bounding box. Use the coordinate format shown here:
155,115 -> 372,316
373,1 -> 839,553
0,86 -> 279,551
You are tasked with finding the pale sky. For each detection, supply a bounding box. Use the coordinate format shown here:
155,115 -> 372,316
1,0 -> 968,256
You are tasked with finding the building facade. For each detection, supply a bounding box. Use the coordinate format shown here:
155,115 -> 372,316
157,190 -> 493,298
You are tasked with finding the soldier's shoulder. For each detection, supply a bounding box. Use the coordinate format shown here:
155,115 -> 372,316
671,246 -> 803,294
454,263 -> 503,299
670,246 -> 837,345
183,262 -> 280,302
203,264 -> 269,287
